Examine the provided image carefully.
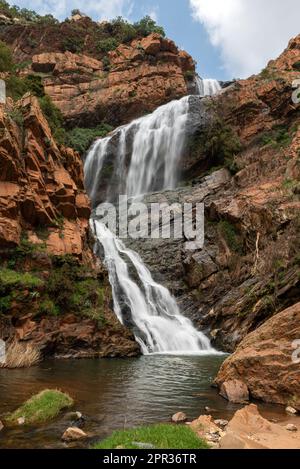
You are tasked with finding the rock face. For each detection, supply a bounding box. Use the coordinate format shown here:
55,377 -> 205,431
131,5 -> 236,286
2,14 -> 195,127
0,94 -> 139,360
36,34 -> 193,127
219,405 -> 300,449
0,94 -> 90,257
219,380 -> 249,404
215,303 -> 300,409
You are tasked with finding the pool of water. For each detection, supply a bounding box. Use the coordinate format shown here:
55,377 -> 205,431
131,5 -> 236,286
0,355 -> 289,448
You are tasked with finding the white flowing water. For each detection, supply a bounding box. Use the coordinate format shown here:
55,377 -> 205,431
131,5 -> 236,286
92,222 -> 215,355
85,96 -> 218,355
195,77 -> 221,97
84,96 -> 190,203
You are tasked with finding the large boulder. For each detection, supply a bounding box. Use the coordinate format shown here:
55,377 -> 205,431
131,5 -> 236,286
219,404 -> 300,449
215,303 -> 300,409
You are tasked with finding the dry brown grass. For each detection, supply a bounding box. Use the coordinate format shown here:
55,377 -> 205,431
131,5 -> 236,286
0,341 -> 41,369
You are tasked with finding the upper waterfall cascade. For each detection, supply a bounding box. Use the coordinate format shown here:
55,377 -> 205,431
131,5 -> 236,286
195,77 -> 221,97
84,95 -> 220,355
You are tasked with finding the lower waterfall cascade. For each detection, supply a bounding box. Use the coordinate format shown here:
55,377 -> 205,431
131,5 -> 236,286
84,90 -> 221,355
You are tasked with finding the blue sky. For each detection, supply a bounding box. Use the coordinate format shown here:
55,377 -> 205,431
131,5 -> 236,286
7,0 -> 300,80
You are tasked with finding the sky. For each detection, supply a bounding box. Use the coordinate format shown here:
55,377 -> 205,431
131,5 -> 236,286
7,0 -> 300,80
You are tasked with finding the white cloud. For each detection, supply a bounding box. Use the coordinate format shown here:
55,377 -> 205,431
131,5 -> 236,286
189,0 -> 300,78
148,5 -> 159,22
8,0 -> 133,21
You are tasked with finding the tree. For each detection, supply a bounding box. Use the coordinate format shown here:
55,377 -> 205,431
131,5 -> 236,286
134,15 -> 165,37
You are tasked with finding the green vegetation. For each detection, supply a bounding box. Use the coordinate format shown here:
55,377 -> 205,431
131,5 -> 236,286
6,390 -> 73,425
190,116 -> 242,174
292,61 -> 300,71
62,36 -> 84,53
260,125 -> 294,149
134,15 -> 165,38
185,70 -> 196,81
0,242 -> 107,322
0,39 -> 13,72
218,220 -> 243,253
0,268 -> 43,290
0,0 -> 58,24
96,38 -> 119,53
93,424 -> 209,450
66,123 -> 113,155
39,94 -> 66,144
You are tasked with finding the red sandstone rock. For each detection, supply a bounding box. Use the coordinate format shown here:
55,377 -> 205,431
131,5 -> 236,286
215,304 -> 300,409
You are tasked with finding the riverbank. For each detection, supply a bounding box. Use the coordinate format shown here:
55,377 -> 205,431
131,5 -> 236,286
0,356 -> 297,449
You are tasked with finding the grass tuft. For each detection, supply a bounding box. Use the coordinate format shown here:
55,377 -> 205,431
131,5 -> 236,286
6,389 -> 74,425
93,424 -> 209,450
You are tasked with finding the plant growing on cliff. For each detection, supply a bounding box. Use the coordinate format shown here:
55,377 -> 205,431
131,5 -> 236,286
0,40 -> 13,72
134,15 -> 166,38
66,123 -> 113,155
96,38 -> 118,53
190,117 -> 242,174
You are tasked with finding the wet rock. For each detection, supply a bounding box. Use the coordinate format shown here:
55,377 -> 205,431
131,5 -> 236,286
214,419 -> 229,429
17,417 -> 25,425
220,380 -> 249,404
62,427 -> 88,442
286,424 -> 298,432
172,412 -> 187,423
219,405 -> 300,449
0,420 -> 3,431
286,406 -> 298,415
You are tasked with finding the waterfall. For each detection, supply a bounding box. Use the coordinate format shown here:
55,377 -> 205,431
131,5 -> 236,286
195,76 -> 221,97
92,222 -> 215,355
84,96 -> 190,206
85,96 -> 218,355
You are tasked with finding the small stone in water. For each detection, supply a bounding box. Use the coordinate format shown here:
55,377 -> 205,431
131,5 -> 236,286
285,406 -> 297,415
62,427 -> 87,442
286,424 -> 298,432
172,412 -> 187,423
0,420 -> 3,431
17,417 -> 25,425
205,407 -> 211,412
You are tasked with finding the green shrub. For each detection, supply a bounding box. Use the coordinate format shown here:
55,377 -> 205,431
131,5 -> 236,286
191,117 -> 242,173
218,220 -> 243,253
110,16 -> 138,43
39,298 -> 60,317
62,36 -> 84,53
96,38 -> 118,53
102,56 -> 111,71
0,268 -> 43,290
66,123 -> 113,155
134,15 -> 165,38
93,424 -> 209,450
292,61 -> 300,71
0,40 -> 13,72
39,95 -> 66,144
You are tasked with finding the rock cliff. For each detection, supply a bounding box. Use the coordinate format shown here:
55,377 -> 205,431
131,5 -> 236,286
1,14 -> 195,127
0,94 -> 139,361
